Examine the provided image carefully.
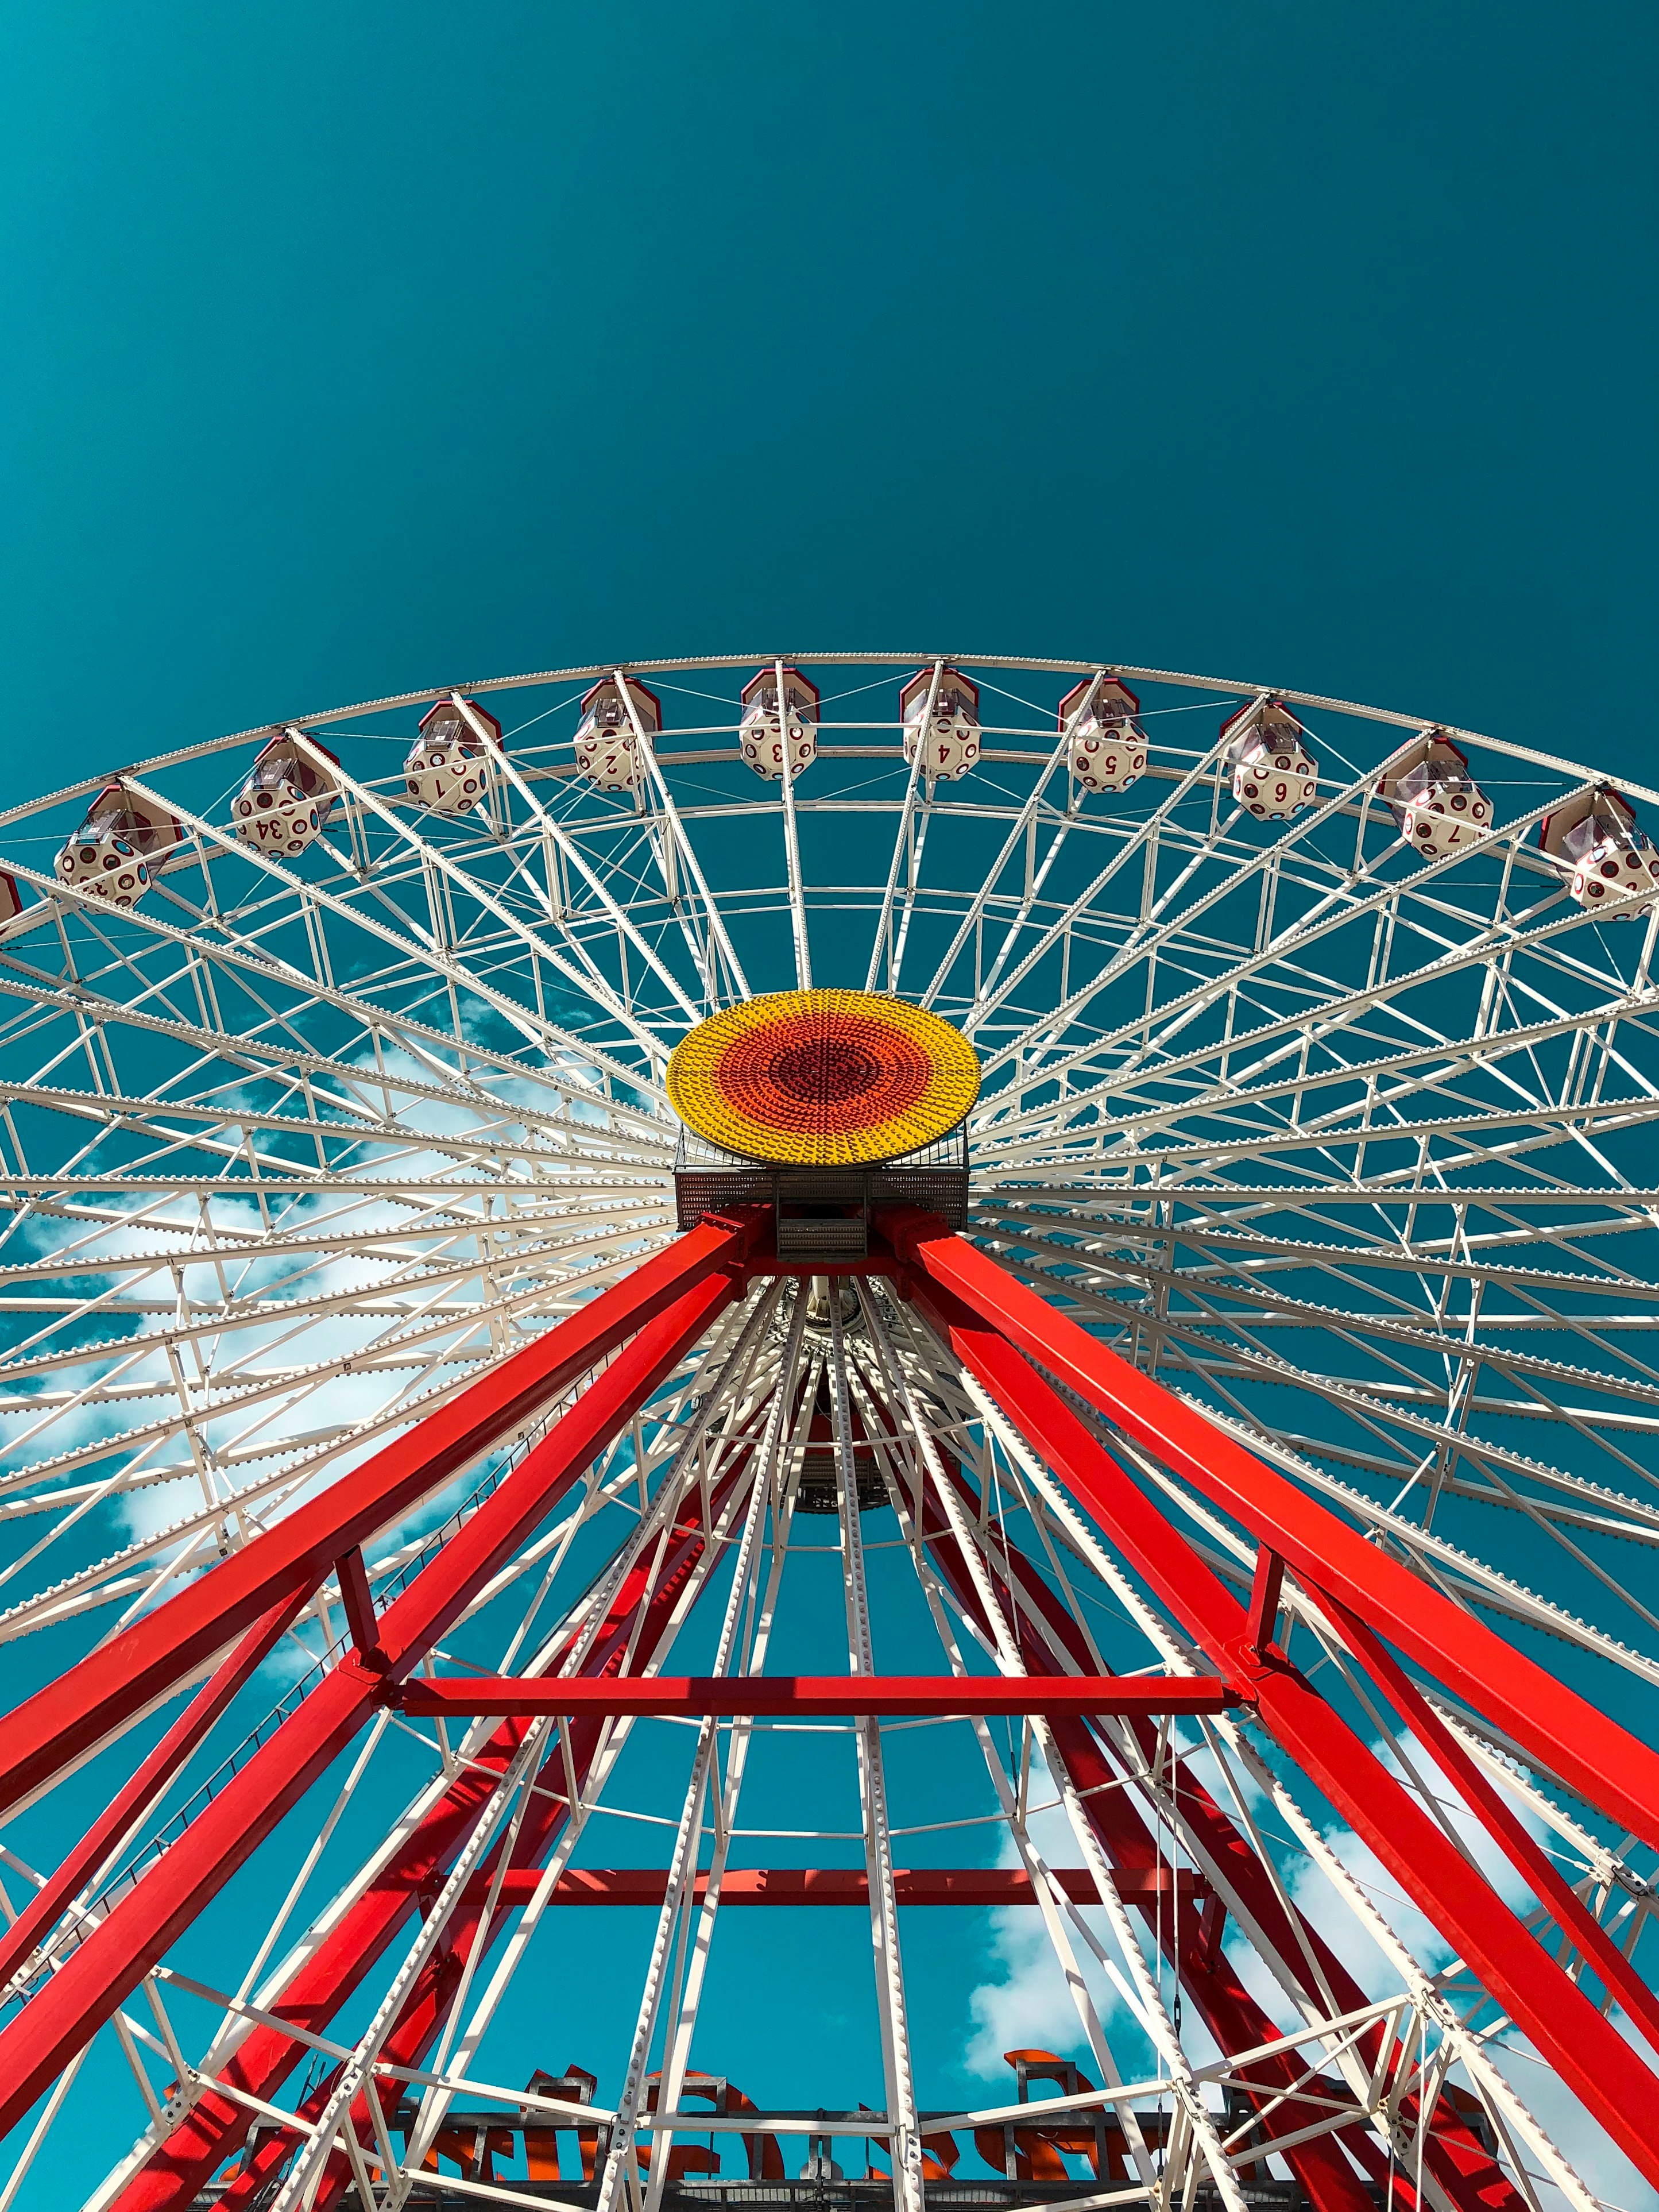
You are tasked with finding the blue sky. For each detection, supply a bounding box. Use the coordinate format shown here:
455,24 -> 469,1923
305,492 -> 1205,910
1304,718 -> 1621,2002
3,3 -> 1658,2203
3,2 -> 1654,786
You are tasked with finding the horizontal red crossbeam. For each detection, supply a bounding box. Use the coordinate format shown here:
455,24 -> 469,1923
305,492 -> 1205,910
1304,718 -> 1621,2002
395,1673 -> 1241,1717
487,1866 -> 1206,1906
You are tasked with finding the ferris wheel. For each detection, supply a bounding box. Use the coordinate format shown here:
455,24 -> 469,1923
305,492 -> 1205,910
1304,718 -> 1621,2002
0,651 -> 1657,2212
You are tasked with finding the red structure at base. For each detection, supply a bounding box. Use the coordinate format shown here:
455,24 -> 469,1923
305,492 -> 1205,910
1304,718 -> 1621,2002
1,1203 -> 1656,2206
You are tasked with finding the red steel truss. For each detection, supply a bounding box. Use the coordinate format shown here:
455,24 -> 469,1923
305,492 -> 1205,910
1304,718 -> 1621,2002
0,1249 -> 749,2145
881,1205 -> 1659,1848
395,1674 -> 1240,1717
888,1210 -> 1659,2186
911,1439 -> 1523,2212
1,1203 -> 1655,2202
0,1216 -> 759,1829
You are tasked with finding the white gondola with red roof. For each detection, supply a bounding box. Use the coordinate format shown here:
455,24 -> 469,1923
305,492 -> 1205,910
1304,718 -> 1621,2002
1379,729 -> 1492,858
900,666 -> 980,781
55,782 -> 184,906
1222,696 -> 1318,820
738,666 -> 818,781
231,731 -> 341,858
574,676 -> 660,792
405,696 -> 504,815
1540,785 -> 1659,917
1059,673 -> 1147,794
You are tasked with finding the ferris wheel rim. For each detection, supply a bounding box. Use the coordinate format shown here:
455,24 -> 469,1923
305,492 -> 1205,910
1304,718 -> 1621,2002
0,648 -> 1654,834
0,650 -> 1657,2206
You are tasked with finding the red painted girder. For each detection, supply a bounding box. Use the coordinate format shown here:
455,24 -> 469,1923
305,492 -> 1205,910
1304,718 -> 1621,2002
909,1276 -> 1659,2186
0,1585 -> 310,2002
396,1673 -> 1240,1717
898,1221 -> 1659,1858
916,1461 -> 1511,2212
0,1217 -> 755,1825
478,1866 -> 1207,1905
0,1270 -> 737,2147
910,1470 -> 1375,2212
884,1207 -> 1659,1851
116,1438 -> 756,2211
927,1480 -> 1517,2212
208,1462 -> 757,2212
1326,1593 -> 1659,2064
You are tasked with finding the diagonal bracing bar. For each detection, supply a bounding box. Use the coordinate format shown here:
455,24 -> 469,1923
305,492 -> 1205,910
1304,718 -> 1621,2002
0,1589 -> 311,2001
881,1203 -> 1659,1850
889,1221 -> 1659,2186
0,1214 -> 760,1828
132,1453 -> 753,2212
0,1268 -> 745,2144
901,1398 -> 1522,2212
471,1867 -> 1206,1906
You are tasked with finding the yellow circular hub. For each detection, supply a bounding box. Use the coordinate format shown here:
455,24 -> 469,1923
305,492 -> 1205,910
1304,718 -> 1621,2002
666,989 -> 980,1167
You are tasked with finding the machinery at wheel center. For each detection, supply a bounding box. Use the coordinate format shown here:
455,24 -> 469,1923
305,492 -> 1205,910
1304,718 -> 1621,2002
667,987 -> 979,1260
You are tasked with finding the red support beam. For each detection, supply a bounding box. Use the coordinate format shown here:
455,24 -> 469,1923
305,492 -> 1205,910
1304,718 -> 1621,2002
883,1206 -> 1659,1854
479,1866 -> 1207,1906
901,1259 -> 1659,2185
395,1673 -> 1242,1719
119,1470 -> 745,2212
912,1462 -> 1377,2212
914,1450 -> 1519,2212
1246,1547 -> 1285,1660
0,1268 -> 740,2147
1322,1592 -> 1659,2066
181,1458 -> 763,2212
0,1216 -> 759,1826
335,1546 -> 382,1666
0,1587 -> 311,2003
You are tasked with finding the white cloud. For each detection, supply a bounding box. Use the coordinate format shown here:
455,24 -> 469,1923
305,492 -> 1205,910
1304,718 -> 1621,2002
964,1775 -> 1171,2084
1478,2021 -> 1658,2212
960,1734 -> 1657,2208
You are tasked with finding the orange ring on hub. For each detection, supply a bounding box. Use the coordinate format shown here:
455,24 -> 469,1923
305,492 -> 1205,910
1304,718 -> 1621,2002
666,989 -> 979,1167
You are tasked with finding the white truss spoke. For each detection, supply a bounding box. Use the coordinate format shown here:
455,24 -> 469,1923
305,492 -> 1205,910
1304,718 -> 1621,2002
594,1353 -> 786,2212
864,663 -> 938,996
977,1209 -> 1650,1396
478,702 -> 704,1029
618,675 -> 750,1006
862,1295 -> 1245,2207
123,773 -> 660,1097
4,654 -> 1654,2211
0,890 -> 668,1175
829,1299 -> 924,2212
0,1216 -> 670,1419
0,1221 -> 663,1501
980,1198 -> 1659,1318
289,735 -> 679,1076
923,1335 -> 1600,2198
977,790 -> 1573,1096
984,991 -> 1659,1167
980,1229 -> 1659,1549
919,720 -> 1072,1010
0,1267 -> 668,1649
964,731 -> 1233,1040
267,1723 -> 555,2211
642,1304 -> 813,2212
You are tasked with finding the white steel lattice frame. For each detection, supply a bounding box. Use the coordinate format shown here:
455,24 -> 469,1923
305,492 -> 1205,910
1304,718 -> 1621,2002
0,656 -> 1654,2209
